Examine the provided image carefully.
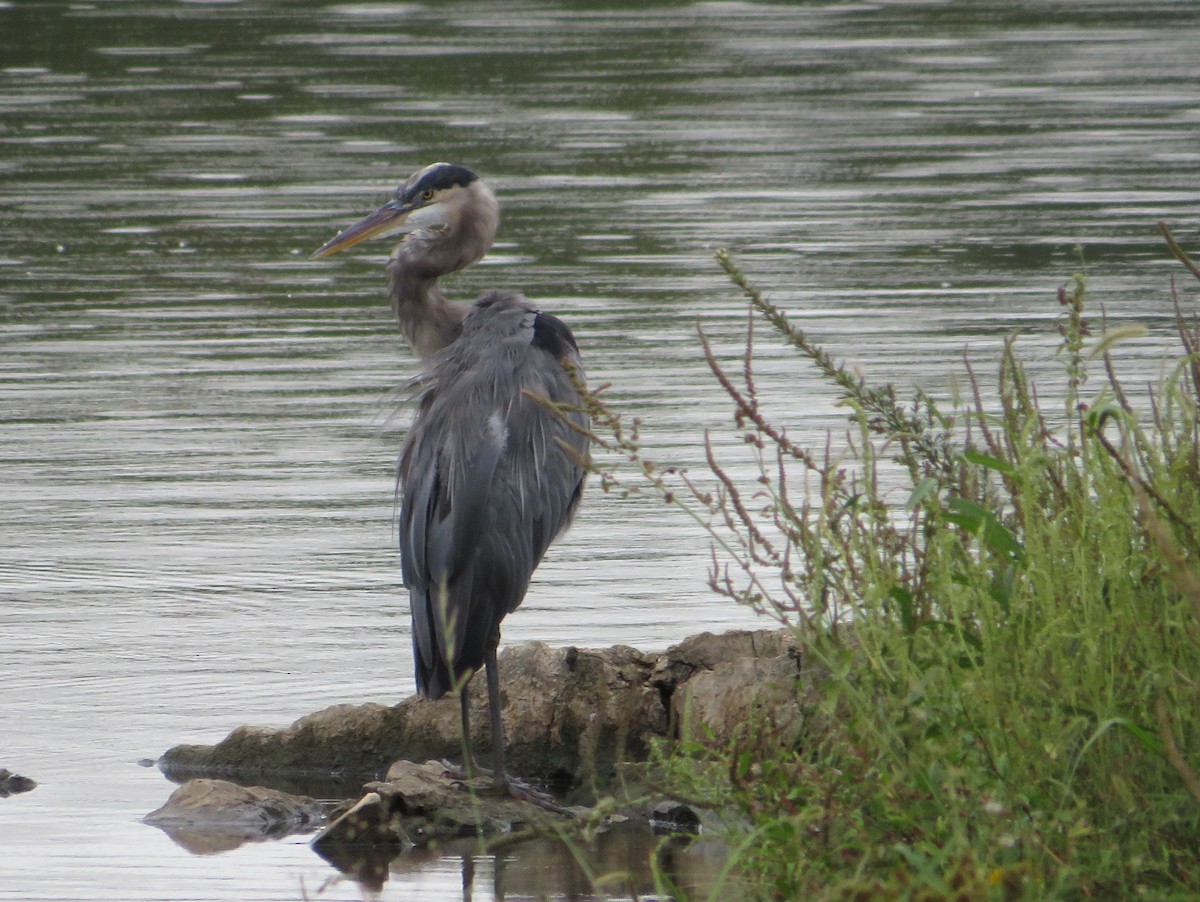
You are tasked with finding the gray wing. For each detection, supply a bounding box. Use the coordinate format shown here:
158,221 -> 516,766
399,295 -> 588,699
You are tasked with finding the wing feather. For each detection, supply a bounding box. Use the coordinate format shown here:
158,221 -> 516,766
397,293 -> 588,699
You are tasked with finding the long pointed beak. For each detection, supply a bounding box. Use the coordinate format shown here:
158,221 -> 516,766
311,199 -> 413,258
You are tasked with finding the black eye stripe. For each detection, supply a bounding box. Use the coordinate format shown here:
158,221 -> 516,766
404,163 -> 478,200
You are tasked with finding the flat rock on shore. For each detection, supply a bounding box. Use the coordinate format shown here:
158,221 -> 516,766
144,628 -> 818,871
158,628 -> 805,796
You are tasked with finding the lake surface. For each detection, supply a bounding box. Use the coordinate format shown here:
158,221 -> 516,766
3,1 -> 1200,899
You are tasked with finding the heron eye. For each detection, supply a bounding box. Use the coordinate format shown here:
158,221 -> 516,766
421,189 -> 436,201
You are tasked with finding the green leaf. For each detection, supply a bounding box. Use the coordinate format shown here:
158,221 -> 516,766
887,585 -> 916,633
943,497 -> 1027,566
959,448 -> 1017,477
990,561 -> 1019,613
906,477 -> 939,511
1110,717 -> 1165,755
1083,400 -> 1129,430
917,619 -> 984,651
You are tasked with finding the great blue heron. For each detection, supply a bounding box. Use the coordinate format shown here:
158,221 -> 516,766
312,163 -> 588,797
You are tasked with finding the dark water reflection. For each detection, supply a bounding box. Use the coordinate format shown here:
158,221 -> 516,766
4,1 -> 1200,899
308,829 -> 727,900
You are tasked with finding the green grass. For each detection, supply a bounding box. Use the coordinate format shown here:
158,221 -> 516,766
583,224 -> 1200,899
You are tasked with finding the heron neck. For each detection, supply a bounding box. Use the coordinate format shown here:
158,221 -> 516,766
386,262 -> 468,363
385,184 -> 498,362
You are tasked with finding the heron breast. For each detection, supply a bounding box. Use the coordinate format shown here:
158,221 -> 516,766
484,409 -> 509,452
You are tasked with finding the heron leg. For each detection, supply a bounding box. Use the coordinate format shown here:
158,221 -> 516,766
450,680 -> 494,779
458,684 -> 474,775
442,655 -> 525,793
483,647 -> 569,814
484,646 -> 510,794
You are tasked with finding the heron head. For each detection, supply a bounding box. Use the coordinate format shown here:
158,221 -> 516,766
312,163 -> 482,258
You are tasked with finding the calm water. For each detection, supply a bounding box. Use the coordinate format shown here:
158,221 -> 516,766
4,1 -> 1200,899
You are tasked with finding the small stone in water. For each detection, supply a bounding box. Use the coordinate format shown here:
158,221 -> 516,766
0,768 -> 38,797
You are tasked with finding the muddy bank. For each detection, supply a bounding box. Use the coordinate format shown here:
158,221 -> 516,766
158,628 -> 805,797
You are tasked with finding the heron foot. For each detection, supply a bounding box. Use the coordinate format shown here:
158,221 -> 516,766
492,775 -> 571,815
440,757 -> 493,781
438,760 -> 569,814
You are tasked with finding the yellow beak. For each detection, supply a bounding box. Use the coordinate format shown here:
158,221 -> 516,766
311,198 -> 414,259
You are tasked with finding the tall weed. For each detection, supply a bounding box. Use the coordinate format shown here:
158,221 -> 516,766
582,225 -> 1200,899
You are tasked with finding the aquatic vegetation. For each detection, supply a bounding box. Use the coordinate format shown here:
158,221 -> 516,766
584,225 -> 1200,899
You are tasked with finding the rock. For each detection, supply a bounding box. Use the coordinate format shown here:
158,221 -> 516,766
140,627 -> 838,871
312,759 -> 571,887
648,629 -> 804,746
160,640 -> 665,792
161,702 -> 445,784
143,778 -> 325,852
156,629 -> 808,809
380,758 -> 452,814
374,760 -> 549,838
649,799 -> 701,834
673,651 -> 804,747
313,791 -> 408,847
650,628 -> 796,695
497,641 -> 663,786
310,791 -> 408,890
0,768 -> 37,797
